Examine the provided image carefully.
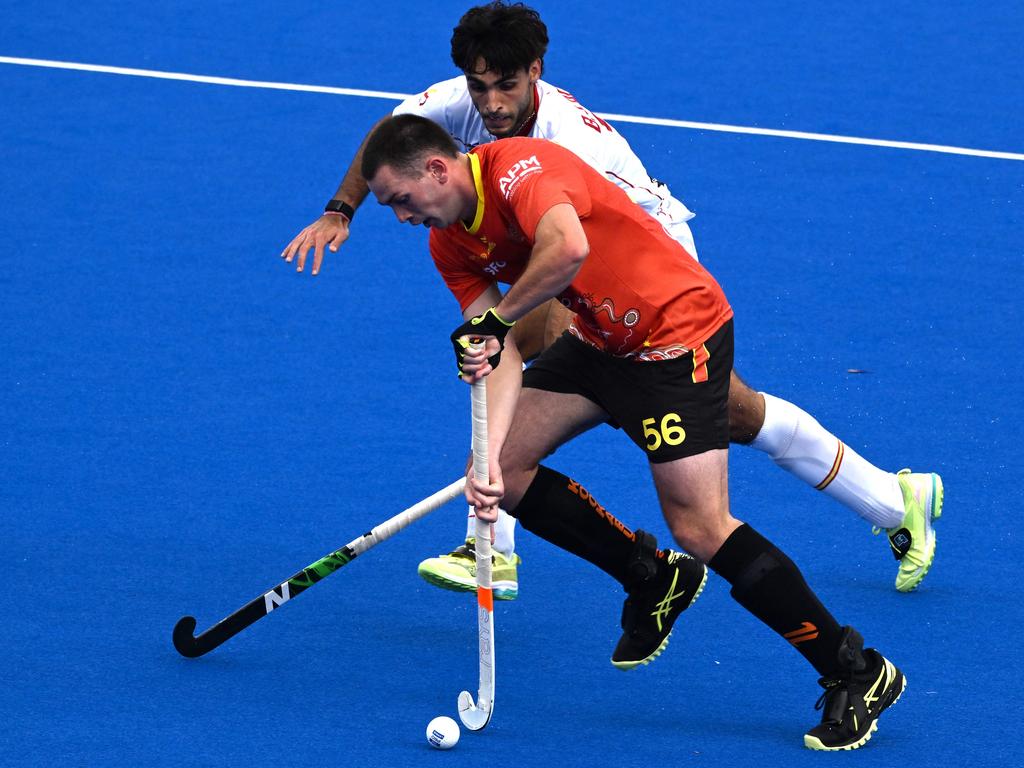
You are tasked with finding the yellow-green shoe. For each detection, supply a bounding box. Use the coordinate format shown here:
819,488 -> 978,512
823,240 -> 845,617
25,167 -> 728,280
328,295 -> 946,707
876,470 -> 944,592
417,539 -> 521,600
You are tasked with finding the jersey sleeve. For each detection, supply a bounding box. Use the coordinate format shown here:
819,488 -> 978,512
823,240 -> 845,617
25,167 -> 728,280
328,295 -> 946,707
429,230 -> 492,311
496,145 -> 593,241
392,78 -> 456,125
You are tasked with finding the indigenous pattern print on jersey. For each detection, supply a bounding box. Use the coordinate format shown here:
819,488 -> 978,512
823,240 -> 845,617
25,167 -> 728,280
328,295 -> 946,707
430,138 -> 732,360
393,77 -> 696,250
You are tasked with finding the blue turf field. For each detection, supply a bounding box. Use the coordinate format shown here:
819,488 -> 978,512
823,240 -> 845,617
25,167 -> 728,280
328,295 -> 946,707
2,3 -> 1022,766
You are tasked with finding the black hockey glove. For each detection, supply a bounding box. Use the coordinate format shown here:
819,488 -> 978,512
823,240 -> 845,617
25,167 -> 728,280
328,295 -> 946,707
450,307 -> 516,375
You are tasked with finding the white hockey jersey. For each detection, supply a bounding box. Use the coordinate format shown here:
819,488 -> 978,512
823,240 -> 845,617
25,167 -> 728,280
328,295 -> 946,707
393,77 -> 697,254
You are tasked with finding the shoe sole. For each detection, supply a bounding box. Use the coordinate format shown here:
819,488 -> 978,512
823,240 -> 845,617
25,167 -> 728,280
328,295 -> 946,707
418,570 -> 518,601
896,473 -> 944,593
804,673 -> 907,751
610,566 -> 708,671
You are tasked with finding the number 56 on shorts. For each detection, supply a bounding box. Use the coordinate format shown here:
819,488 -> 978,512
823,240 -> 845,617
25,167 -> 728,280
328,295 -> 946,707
642,413 -> 686,452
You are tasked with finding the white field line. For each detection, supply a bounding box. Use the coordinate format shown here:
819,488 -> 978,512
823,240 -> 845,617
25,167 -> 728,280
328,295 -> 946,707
3,55 -> 1022,162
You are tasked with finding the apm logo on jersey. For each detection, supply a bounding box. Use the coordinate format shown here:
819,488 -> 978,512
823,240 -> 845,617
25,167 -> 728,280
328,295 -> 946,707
499,156 -> 542,198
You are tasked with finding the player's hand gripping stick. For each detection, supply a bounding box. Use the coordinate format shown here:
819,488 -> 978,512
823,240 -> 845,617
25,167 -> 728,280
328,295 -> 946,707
450,307 -> 515,376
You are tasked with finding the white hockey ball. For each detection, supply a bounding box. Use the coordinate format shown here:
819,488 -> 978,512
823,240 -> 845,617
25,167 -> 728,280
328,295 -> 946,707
426,716 -> 460,749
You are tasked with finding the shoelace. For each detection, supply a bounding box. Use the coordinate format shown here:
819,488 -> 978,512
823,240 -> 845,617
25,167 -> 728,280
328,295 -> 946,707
445,542 -> 506,567
664,550 -> 684,566
814,679 -> 852,725
814,682 -> 837,711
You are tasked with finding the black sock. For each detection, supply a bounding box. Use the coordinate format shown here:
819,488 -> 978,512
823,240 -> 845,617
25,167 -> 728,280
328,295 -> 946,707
507,465 -> 648,586
708,523 -> 844,676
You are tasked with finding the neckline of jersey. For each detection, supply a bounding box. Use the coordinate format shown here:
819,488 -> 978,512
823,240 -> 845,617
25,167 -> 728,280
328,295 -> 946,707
512,83 -> 541,138
463,152 -> 486,234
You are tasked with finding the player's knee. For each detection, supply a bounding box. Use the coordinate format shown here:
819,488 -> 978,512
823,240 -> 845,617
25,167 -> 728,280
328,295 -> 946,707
664,501 -> 736,562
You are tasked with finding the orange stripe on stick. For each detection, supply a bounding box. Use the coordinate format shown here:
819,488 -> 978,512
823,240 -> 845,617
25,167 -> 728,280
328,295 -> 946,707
477,587 -> 493,612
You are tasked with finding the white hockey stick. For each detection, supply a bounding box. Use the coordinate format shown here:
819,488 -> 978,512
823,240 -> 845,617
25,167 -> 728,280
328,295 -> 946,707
457,349 -> 495,730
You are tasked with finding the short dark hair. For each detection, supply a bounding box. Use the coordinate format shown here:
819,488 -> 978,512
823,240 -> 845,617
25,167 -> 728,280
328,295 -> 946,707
450,2 -> 548,77
361,115 -> 460,181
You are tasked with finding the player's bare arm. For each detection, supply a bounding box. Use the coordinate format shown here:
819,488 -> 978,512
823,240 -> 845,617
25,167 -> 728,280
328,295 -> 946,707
281,115 -> 388,275
492,203 -> 588,322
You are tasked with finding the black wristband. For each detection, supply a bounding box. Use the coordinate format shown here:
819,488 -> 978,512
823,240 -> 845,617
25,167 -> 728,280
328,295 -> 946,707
324,199 -> 356,222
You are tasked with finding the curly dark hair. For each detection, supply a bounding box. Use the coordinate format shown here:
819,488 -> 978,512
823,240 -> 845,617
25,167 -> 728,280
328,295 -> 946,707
450,2 -> 548,76
361,115 -> 460,181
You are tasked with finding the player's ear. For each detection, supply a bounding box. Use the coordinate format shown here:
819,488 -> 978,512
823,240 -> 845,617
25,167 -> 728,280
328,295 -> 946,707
426,156 -> 448,183
528,59 -> 542,82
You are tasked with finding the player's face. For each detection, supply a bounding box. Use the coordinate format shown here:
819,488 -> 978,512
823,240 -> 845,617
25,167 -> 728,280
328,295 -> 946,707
464,58 -> 542,138
368,160 -> 464,229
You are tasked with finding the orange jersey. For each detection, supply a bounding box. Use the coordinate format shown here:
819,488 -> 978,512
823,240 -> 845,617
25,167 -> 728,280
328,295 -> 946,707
430,138 -> 732,359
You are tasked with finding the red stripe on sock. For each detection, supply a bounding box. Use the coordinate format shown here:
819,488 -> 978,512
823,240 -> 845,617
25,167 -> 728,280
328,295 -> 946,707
815,442 -> 845,490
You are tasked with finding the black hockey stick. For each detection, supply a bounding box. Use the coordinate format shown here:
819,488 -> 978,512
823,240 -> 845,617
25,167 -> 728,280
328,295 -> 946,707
173,477 -> 465,658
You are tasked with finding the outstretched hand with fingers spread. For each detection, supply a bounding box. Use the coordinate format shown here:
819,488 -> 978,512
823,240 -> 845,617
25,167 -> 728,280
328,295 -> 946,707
280,213 -> 350,275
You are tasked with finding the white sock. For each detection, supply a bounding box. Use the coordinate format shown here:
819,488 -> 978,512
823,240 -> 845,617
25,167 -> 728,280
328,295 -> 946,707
750,392 -> 905,528
464,506 -> 517,558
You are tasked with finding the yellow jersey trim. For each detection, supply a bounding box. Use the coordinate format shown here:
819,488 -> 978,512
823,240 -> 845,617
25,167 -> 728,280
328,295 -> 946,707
464,153 -> 486,235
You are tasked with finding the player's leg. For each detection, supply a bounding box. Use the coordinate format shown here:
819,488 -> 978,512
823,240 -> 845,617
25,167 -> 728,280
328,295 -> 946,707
666,213 -> 940,589
539,296 -> 574,350
730,372 -> 901,523
655,457 -> 906,748
651,448 -> 857,682
528,299 -> 943,592
643,322 -> 904,749
496,385 -> 707,669
501,332 -> 710,669
730,372 -> 943,591
416,299 -> 561,599
508,299 -> 556,362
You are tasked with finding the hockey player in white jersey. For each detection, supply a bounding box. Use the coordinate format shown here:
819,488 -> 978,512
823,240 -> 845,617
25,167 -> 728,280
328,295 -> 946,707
281,2 -> 943,599
392,74 -> 699,258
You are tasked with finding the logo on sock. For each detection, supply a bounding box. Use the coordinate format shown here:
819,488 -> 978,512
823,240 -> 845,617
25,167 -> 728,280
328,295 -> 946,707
566,478 -> 635,540
783,621 -> 820,645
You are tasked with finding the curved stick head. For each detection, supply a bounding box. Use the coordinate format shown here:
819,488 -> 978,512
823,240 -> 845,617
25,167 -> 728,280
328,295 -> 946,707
172,616 -> 203,658
457,690 -> 493,730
